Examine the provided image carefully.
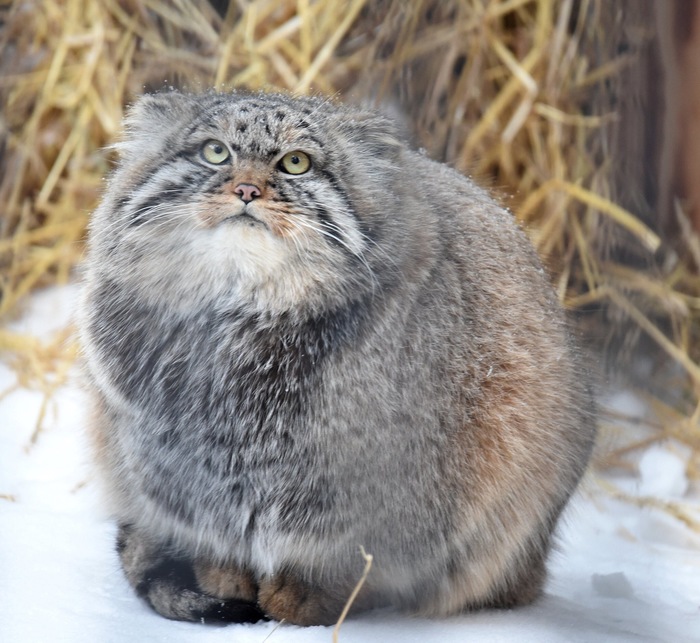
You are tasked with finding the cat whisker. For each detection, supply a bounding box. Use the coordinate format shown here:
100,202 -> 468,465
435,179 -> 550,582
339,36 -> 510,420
99,195 -> 195,236
125,204 -> 195,234
311,216 -> 399,272
288,215 -> 357,256
289,216 -> 380,293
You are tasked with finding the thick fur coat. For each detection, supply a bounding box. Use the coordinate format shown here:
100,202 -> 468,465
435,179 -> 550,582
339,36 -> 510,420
79,91 -> 596,625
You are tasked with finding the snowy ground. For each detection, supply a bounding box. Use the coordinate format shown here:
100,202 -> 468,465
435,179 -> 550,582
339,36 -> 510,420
2,286 -> 700,643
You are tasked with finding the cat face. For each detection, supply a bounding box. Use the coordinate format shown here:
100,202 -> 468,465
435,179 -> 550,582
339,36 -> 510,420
91,92 -> 403,312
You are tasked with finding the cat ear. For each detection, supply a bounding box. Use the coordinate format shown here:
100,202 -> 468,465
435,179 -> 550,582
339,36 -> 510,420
336,110 -> 404,159
115,91 -> 196,157
125,91 -> 196,135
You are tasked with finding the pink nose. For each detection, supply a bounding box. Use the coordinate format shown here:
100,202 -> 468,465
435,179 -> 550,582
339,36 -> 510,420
234,183 -> 262,203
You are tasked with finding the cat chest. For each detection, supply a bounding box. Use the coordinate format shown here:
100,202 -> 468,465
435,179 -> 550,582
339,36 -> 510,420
90,298 -> 319,418
98,309 -> 336,532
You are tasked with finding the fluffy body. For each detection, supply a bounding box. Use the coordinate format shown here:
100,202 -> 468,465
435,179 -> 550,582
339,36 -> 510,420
80,90 -> 596,625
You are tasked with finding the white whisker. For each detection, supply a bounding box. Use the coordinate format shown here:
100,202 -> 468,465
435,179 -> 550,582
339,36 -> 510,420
289,215 -> 381,293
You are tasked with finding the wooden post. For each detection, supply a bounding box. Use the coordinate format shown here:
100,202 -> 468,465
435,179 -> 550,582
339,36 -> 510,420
676,0 -> 700,231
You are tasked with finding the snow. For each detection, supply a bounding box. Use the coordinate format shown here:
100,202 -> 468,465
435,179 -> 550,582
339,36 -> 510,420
590,572 -> 635,599
2,286 -> 700,642
639,445 -> 690,498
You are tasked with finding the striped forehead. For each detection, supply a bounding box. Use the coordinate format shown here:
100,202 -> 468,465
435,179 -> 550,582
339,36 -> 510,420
192,98 -> 322,160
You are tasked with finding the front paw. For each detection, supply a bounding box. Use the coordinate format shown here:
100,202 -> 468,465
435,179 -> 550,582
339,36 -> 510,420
194,560 -> 258,603
257,569 -> 347,626
116,524 -> 265,623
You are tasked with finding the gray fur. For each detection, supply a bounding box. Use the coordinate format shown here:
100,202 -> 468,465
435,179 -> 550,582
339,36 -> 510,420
79,90 -> 596,625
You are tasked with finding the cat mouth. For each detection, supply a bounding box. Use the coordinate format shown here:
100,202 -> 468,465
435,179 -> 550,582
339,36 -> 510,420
221,212 -> 266,229
197,202 -> 268,230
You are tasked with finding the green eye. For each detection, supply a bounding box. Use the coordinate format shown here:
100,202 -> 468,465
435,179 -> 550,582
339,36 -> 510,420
202,140 -> 230,164
279,150 -> 311,175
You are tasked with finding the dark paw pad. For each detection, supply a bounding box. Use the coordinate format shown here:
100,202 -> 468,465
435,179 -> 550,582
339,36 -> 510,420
136,556 -> 263,623
194,598 -> 267,624
137,562 -> 264,623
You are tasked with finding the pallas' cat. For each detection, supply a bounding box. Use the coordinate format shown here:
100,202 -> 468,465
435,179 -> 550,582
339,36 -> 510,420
79,91 -> 596,625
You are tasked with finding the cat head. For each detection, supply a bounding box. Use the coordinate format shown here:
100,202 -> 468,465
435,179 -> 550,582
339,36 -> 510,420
90,90 -> 406,314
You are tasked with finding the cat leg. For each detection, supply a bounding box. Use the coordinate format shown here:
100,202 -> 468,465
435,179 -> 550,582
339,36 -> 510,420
116,523 -> 265,623
257,568 -> 360,626
486,548 -> 547,609
415,537 -> 549,617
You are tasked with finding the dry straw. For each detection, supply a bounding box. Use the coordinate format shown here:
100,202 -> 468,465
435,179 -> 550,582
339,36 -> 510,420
1,0 -> 699,525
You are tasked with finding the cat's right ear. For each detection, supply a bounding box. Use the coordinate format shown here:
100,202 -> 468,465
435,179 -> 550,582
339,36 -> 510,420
115,91 -> 196,157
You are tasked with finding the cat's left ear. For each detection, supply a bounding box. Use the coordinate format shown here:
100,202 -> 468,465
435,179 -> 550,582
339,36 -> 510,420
335,110 -> 404,159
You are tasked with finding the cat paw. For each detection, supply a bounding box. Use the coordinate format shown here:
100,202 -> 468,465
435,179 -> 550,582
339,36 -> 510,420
116,524 -> 265,623
194,560 -> 258,602
257,570 -> 345,626
136,553 -> 265,623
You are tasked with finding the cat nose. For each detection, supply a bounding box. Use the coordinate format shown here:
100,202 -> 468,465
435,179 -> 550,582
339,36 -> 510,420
234,183 -> 262,204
